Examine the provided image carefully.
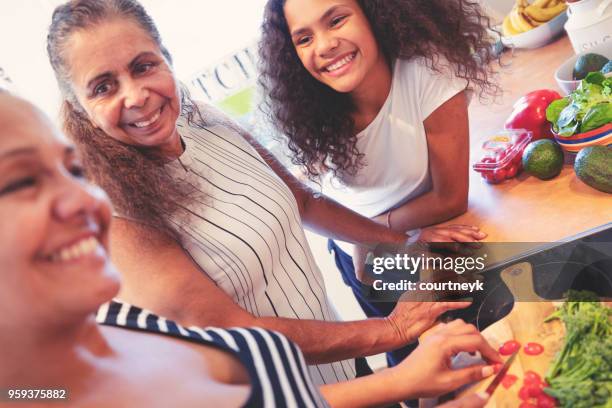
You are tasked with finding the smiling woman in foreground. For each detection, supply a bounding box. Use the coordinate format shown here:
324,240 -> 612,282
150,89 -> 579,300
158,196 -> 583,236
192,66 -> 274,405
0,92 -> 500,407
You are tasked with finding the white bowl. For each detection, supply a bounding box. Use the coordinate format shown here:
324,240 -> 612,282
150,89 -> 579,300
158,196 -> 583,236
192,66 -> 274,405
554,41 -> 612,95
501,11 -> 568,49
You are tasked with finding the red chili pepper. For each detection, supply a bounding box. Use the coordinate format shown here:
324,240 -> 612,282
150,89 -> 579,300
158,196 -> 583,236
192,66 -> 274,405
504,89 -> 562,140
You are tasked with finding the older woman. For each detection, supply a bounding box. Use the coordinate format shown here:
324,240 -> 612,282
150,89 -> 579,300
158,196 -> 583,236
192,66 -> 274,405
0,92 -> 496,407
46,0 -> 487,385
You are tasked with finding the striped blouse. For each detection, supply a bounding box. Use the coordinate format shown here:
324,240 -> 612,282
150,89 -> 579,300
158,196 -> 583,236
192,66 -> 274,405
96,300 -> 329,408
165,116 -> 355,385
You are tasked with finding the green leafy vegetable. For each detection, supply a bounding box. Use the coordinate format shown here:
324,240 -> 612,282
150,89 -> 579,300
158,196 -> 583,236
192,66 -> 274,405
585,71 -> 606,86
581,103 -> 612,133
544,290 -> 612,408
546,71 -> 612,136
546,98 -> 570,124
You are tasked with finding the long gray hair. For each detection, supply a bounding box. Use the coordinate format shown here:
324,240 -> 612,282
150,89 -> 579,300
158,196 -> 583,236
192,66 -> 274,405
47,0 -> 204,242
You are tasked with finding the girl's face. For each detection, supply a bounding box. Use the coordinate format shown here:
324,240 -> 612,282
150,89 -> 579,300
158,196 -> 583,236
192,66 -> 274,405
0,96 -> 119,324
284,0 -> 385,93
66,18 -> 181,155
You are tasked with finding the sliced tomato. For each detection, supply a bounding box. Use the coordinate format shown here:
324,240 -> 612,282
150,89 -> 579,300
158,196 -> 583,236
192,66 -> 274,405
501,373 -> 518,389
524,342 -> 544,356
519,384 -> 544,400
518,402 -> 537,408
499,340 -> 521,355
536,392 -> 558,408
523,370 -> 543,385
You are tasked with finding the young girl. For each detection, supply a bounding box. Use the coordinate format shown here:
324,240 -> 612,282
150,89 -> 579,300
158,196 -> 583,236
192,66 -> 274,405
259,0 -> 498,368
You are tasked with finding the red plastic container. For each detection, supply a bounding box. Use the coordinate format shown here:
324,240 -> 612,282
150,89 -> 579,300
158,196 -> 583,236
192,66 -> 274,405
473,129 -> 533,184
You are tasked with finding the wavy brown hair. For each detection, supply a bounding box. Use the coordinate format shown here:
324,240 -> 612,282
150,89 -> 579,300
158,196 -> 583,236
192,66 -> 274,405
259,0 -> 500,180
47,0 -> 204,242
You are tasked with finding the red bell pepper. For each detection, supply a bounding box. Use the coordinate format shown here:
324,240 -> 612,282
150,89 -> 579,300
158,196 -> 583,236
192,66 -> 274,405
504,89 -> 562,140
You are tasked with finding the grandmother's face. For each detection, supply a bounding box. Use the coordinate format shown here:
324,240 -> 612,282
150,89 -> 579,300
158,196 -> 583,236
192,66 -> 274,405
65,18 -> 181,155
0,95 -> 119,323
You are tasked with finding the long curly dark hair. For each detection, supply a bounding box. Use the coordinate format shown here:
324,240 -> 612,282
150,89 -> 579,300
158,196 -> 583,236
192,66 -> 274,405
259,0 -> 500,180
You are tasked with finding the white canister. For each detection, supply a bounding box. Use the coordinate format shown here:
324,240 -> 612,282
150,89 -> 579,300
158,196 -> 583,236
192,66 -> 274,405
564,0 -> 612,53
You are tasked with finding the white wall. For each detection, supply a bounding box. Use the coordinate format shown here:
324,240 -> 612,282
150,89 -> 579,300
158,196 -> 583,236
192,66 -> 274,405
0,0 -> 267,119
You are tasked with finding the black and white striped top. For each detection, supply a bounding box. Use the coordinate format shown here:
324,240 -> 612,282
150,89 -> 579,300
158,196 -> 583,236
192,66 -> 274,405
96,300 -> 329,408
165,117 -> 355,385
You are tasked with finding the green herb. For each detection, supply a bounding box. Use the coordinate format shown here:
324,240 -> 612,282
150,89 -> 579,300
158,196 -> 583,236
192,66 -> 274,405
546,72 -> 612,137
544,290 -> 612,407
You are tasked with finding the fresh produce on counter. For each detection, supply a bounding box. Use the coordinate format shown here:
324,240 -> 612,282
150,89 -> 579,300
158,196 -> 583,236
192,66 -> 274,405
544,291 -> 612,408
473,129 -> 532,183
546,72 -> 612,137
573,53 -> 610,80
502,0 -> 567,37
522,139 -> 564,180
574,146 -> 612,193
506,89 -> 562,140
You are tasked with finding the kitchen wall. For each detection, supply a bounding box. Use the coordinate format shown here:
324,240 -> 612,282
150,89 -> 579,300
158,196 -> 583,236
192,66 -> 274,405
480,0 -> 515,22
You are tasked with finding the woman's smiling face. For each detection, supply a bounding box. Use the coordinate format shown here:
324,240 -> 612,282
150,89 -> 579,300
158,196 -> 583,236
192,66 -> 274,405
65,18 -> 181,156
0,94 -> 119,323
284,0 -> 385,93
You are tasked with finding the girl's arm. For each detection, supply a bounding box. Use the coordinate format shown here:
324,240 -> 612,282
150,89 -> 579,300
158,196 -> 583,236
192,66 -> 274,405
374,91 -> 471,232
319,320 -> 499,407
203,104 -> 405,246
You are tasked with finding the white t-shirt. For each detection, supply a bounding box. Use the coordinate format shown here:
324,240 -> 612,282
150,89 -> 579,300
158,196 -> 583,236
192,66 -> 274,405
322,57 -> 468,221
167,116 -> 356,386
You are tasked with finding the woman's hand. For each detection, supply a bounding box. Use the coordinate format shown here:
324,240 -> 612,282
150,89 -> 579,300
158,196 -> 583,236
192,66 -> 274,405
352,224 -> 486,284
352,244 -> 376,285
419,224 -> 486,242
437,392 -> 490,408
437,392 -> 489,408
385,300 -> 472,344
388,319 -> 501,399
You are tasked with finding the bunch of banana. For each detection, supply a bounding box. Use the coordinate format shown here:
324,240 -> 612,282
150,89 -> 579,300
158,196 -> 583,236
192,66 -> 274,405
502,0 -> 567,37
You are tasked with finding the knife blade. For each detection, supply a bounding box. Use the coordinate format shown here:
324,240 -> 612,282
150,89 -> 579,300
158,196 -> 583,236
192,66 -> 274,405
485,350 -> 518,396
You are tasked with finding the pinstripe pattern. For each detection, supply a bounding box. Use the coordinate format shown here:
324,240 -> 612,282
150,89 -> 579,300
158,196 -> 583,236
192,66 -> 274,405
164,118 -> 356,385
96,301 -> 329,408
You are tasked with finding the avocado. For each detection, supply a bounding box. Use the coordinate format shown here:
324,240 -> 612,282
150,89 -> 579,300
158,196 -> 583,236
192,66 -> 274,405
602,60 -> 612,75
522,139 -> 564,180
573,54 -> 609,80
574,146 -> 612,193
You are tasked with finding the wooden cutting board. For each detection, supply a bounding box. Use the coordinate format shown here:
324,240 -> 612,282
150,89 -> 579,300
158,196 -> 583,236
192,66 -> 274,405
458,262 -> 566,407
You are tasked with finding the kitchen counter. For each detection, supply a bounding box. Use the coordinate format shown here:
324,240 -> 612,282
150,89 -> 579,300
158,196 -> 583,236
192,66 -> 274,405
442,35 -> 612,243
